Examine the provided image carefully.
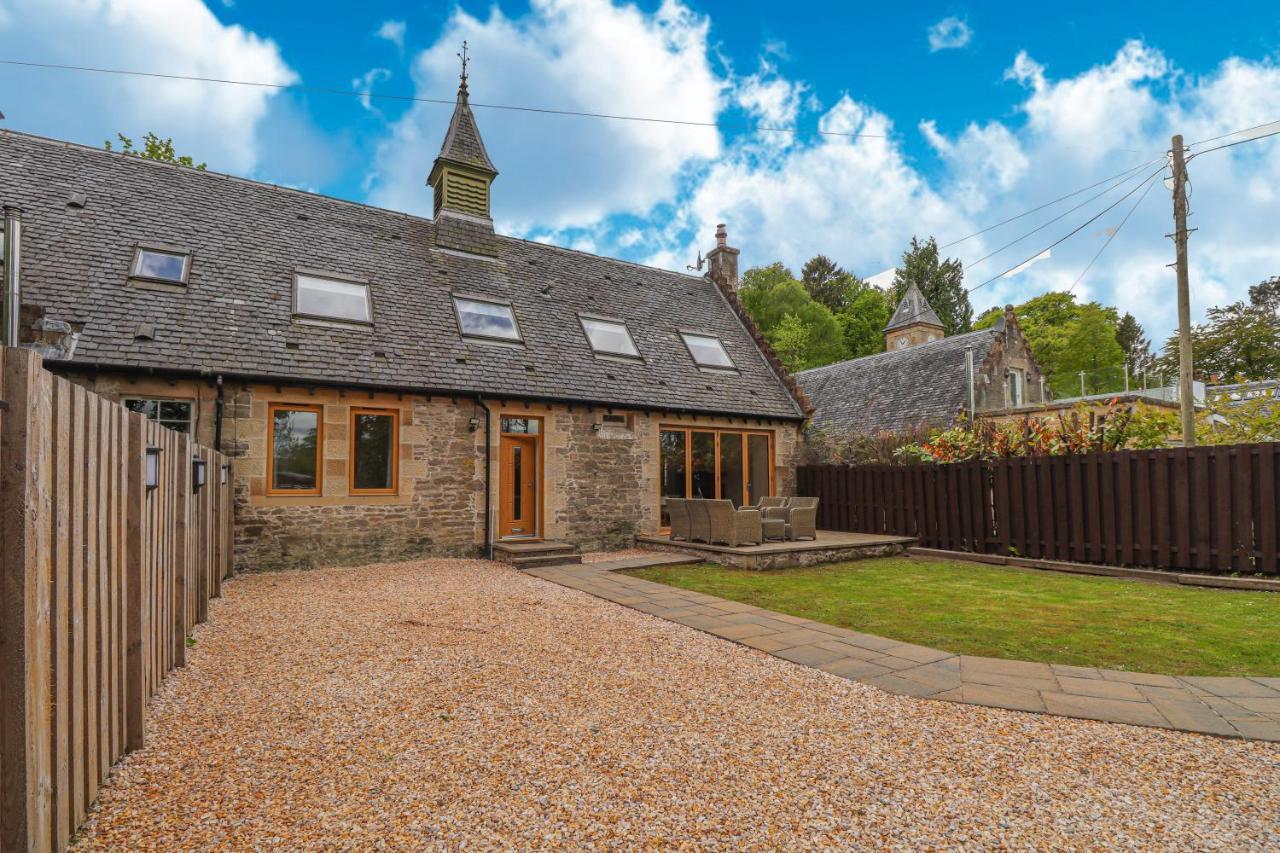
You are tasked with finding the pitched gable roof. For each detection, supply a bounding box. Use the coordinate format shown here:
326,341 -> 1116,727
885,282 -> 943,332
797,328 -> 1001,434
1,130 -> 805,421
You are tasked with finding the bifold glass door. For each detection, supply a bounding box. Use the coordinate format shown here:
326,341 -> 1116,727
659,428 -> 774,525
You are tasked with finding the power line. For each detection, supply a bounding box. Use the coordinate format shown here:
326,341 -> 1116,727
937,157 -> 1161,250
966,163 -> 1169,293
0,57 -> 885,139
1186,118 -> 1280,148
959,163 -> 1158,271
1066,168 -> 1163,294
1187,124 -> 1280,158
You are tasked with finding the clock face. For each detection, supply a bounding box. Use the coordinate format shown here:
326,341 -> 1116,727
895,336 -> 908,348
927,334 -> 937,342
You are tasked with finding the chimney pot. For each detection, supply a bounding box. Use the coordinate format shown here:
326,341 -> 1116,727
715,223 -> 727,248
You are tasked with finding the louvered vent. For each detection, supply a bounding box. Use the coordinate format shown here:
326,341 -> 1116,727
445,171 -> 489,218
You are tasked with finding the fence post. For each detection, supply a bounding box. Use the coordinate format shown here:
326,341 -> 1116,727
124,414 -> 146,753
172,434 -> 190,669
0,347 -> 54,852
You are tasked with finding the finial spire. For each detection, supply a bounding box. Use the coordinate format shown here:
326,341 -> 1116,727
457,40 -> 470,95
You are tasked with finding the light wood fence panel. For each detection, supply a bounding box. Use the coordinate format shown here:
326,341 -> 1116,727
0,347 -> 234,851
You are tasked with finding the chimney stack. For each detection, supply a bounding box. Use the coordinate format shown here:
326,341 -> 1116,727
706,223 -> 740,294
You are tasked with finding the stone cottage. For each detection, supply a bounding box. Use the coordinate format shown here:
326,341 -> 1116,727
0,73 -> 810,571
797,286 -> 1047,435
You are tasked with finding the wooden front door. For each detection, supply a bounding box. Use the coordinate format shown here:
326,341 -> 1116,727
499,434 -> 539,538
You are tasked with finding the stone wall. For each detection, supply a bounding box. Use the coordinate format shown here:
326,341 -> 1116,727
973,316 -> 1050,414
54,369 -> 803,570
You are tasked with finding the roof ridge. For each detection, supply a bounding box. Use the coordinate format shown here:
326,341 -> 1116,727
796,327 -> 998,376
0,128 -> 429,224
1,128 -> 710,285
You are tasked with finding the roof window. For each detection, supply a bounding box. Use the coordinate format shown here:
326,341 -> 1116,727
681,331 -> 735,369
293,273 -> 372,324
131,246 -> 190,285
453,296 -> 522,342
580,316 -> 640,359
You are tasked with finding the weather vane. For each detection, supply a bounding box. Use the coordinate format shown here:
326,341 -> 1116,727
458,40 -> 469,88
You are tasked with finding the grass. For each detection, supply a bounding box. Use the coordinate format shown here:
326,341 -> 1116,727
625,558 -> 1280,676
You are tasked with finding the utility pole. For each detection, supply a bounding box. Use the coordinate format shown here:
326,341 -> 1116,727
1169,134 -> 1197,446
1123,360 -> 1130,393
1079,370 -> 1086,397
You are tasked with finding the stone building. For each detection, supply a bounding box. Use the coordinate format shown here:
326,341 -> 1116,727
797,288 -> 1048,435
1,72 -> 809,571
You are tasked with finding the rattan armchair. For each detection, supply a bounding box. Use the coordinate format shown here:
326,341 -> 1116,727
687,498 -> 711,543
666,497 -> 690,541
706,499 -> 763,546
763,497 -> 819,541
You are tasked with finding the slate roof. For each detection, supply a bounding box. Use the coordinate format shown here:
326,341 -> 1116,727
796,327 -> 1002,434
884,282 -> 943,332
435,83 -> 497,175
0,130 -> 805,420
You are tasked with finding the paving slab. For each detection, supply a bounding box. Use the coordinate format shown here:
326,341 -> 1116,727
532,553 -> 1280,742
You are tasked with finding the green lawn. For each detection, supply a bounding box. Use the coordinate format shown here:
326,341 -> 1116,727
625,558 -> 1280,676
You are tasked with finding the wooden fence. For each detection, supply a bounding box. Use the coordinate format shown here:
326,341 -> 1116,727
1,347 -> 233,851
798,442 -> 1280,575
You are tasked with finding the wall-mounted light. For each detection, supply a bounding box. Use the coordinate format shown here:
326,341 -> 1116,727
145,446 -> 162,490
468,416 -> 481,432
592,422 -> 603,432
220,463 -> 230,485
192,457 -> 207,492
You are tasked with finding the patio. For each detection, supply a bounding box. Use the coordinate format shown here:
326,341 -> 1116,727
635,529 -> 914,569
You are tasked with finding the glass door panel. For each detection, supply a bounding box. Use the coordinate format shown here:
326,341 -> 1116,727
690,432 -> 716,499
659,430 -> 687,526
718,432 -> 744,508
747,433 -> 771,506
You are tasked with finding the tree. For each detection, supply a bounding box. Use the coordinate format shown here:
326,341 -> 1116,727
1054,304 -> 1127,394
801,255 -> 861,313
1115,312 -> 1156,374
835,286 -> 892,359
104,132 -> 206,170
739,263 -> 846,371
1248,275 -> 1280,316
1159,300 -> 1280,382
890,236 -> 972,335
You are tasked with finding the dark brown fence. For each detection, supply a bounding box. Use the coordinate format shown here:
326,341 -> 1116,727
799,443 -> 1280,576
1,347 -> 233,851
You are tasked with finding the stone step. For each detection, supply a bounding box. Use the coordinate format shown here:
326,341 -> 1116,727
493,539 -> 577,556
510,553 -> 584,570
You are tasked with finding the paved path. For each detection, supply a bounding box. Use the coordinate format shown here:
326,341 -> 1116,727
527,555 -> 1280,742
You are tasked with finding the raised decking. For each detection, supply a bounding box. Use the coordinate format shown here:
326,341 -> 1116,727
635,530 -> 915,569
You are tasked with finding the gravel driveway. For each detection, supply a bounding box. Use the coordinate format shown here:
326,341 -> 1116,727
76,559 -> 1279,849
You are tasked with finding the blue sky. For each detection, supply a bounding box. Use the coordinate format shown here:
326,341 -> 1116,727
1,0 -> 1278,342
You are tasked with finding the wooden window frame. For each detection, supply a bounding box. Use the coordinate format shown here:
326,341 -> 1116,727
266,403 -> 325,497
349,407 -> 400,496
657,425 -> 774,530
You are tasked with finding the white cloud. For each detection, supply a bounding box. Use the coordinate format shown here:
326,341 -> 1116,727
0,0 -> 297,174
927,16 -> 971,52
366,0 -> 723,233
376,19 -> 406,52
352,68 -> 392,112
1003,249 -> 1051,278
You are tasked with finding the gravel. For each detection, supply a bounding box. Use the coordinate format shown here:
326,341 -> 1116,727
75,559 -> 1280,849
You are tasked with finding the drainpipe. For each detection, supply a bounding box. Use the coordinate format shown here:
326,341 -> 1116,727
475,395 -> 493,559
2,206 -> 21,347
213,374 -> 224,452
964,345 -> 976,419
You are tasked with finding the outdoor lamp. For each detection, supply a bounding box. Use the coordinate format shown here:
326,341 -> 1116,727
592,421 -> 603,432
468,415 -> 481,432
192,457 -> 207,492
145,446 -> 162,490
220,463 -> 230,485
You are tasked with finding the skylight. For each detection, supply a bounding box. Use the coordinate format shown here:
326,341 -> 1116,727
131,247 -> 190,284
580,316 -> 640,358
681,332 -> 735,369
454,296 -> 522,341
294,274 -> 372,324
